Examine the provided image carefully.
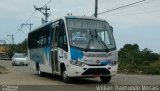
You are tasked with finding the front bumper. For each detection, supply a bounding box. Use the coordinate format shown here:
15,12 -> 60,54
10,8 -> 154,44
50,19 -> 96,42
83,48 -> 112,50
15,61 -> 28,65
66,64 -> 118,77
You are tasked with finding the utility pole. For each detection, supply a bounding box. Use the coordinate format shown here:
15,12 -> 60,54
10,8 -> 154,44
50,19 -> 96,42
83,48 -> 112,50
94,0 -> 98,18
7,34 -> 14,45
34,5 -> 50,23
21,23 -> 33,31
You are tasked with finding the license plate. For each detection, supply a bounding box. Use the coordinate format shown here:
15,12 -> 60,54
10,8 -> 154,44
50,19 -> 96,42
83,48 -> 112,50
92,74 -> 101,78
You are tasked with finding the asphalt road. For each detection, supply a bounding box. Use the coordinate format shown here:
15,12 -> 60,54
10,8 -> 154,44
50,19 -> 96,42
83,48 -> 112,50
0,60 -> 160,91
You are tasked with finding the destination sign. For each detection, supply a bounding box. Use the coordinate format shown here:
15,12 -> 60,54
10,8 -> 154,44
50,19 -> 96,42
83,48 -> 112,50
67,19 -> 106,30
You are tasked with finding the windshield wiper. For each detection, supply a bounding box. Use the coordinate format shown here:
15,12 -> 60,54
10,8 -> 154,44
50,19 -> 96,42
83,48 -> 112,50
85,29 -> 109,52
95,29 -> 109,52
85,29 -> 94,52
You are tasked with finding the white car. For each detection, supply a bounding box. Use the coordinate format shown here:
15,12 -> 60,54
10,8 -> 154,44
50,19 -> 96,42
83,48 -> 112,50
12,53 -> 28,66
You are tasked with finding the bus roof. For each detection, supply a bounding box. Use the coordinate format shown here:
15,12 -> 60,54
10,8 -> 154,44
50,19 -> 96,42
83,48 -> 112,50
28,21 -> 54,35
65,16 -> 106,21
29,16 -> 107,35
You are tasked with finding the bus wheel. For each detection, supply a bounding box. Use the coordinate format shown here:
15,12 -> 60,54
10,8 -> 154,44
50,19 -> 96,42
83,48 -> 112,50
100,76 -> 111,83
62,68 -> 71,83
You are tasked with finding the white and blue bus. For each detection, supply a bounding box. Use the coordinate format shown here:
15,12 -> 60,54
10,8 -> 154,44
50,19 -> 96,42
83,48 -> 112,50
28,16 -> 118,83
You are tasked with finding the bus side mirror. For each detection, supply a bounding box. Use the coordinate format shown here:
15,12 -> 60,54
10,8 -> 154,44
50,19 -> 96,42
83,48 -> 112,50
109,26 -> 113,33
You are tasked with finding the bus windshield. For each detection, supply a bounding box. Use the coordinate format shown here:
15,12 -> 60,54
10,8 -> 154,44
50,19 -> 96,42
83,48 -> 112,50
66,18 -> 116,51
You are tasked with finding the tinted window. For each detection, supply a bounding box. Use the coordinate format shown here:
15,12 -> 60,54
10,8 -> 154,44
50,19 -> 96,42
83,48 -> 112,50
28,24 -> 51,49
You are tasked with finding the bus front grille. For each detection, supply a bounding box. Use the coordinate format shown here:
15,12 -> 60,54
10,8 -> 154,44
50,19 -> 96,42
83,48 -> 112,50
82,68 -> 110,75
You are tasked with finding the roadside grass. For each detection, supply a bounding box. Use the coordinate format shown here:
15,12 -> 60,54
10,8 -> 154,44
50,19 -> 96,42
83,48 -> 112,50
118,60 -> 160,75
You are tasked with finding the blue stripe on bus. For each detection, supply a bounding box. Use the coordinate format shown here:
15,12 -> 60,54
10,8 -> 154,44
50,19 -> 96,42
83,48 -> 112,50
70,47 -> 83,61
100,60 -> 111,65
31,55 -> 42,64
43,47 -> 51,65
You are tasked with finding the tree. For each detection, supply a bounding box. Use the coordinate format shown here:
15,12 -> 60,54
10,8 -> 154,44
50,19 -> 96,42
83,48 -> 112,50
119,44 -> 159,66
118,43 -> 160,74
119,43 -> 140,65
18,39 -> 27,53
7,39 -> 27,58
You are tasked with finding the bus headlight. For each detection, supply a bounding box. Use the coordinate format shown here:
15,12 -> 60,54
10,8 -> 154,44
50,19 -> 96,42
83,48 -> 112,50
70,60 -> 85,67
77,61 -> 86,67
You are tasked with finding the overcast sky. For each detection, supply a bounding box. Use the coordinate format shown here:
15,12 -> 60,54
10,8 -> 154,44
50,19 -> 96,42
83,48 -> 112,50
0,0 -> 160,53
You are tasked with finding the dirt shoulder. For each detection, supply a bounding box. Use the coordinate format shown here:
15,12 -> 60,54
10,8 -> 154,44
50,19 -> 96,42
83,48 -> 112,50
0,65 -> 10,74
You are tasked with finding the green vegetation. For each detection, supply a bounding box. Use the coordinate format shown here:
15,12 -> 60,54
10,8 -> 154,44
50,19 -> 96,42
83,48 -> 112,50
7,39 -> 27,58
118,44 -> 160,75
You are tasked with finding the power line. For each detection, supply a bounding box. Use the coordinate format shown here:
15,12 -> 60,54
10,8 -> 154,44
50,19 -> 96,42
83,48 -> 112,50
21,23 -> 33,31
18,11 -> 36,36
42,0 -> 52,8
1,11 -> 36,39
105,8 -> 160,16
7,34 -> 15,45
24,10 -> 37,24
18,0 -> 52,35
0,11 -> 35,37
0,0 -> 52,44
98,0 -> 147,15
0,27 -> 18,38
34,5 -> 50,23
18,29 -> 28,37
34,0 -> 52,23
24,0 -> 52,24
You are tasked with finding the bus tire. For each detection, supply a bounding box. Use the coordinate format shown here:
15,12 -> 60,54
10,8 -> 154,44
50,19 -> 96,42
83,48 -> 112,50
62,67 -> 71,83
100,76 -> 111,83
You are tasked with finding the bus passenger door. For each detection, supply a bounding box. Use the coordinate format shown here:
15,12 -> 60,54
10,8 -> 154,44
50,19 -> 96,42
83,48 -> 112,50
51,26 -> 54,72
51,20 -> 68,74
51,25 -> 59,73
